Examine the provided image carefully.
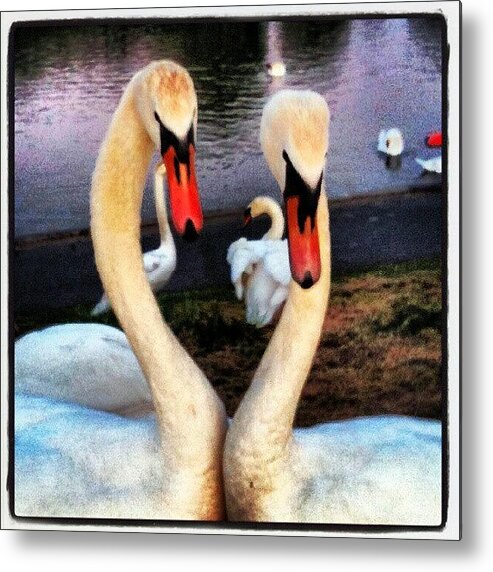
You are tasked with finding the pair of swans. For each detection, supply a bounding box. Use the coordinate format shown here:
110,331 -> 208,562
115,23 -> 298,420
15,61 -> 441,525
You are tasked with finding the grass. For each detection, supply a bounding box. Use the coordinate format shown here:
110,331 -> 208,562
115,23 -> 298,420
14,257 -> 442,427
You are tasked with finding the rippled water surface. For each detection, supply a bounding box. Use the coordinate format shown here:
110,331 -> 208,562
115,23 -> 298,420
14,17 -> 443,237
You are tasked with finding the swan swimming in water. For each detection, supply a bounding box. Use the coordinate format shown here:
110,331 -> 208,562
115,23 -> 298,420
377,128 -> 404,156
227,196 -> 290,328
91,162 -> 176,316
416,156 -> 442,174
223,90 -> 441,525
15,61 -> 227,521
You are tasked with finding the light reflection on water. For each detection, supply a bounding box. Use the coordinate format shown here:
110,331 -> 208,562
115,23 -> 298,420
14,17 -> 442,237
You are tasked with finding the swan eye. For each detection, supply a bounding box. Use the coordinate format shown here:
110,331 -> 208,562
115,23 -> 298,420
282,150 -> 290,163
154,111 -> 163,125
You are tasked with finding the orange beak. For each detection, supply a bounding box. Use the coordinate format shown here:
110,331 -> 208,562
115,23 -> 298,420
163,144 -> 203,241
285,195 -> 321,289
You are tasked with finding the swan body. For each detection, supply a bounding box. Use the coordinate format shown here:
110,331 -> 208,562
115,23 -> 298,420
416,156 -> 442,174
15,324 -> 151,415
227,196 -> 290,327
15,61 -> 227,521
378,128 -> 404,156
91,163 -> 176,316
266,61 -> 286,77
224,90 -> 441,525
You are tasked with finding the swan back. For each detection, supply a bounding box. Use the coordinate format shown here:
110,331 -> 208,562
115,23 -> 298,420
15,324 -> 152,413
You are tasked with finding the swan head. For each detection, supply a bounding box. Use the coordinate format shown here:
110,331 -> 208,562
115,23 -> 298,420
260,90 -> 329,288
133,61 -> 202,241
243,196 -> 282,227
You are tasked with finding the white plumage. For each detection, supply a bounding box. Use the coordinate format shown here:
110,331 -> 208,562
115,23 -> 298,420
266,61 -> 286,77
377,128 -> 404,156
227,196 -> 291,328
15,323 -> 152,415
91,163 -> 176,316
416,156 -> 442,174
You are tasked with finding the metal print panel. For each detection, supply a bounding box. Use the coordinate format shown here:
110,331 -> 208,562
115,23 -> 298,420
0,2 -> 461,539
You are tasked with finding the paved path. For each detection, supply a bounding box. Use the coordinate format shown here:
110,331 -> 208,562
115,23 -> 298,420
13,191 -> 442,313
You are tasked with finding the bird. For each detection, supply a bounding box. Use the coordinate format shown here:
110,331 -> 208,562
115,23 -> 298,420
223,90 -> 442,525
377,128 -> 404,156
15,323 -> 152,416
227,196 -> 290,328
416,156 -> 442,174
15,61 -> 228,521
266,61 -> 286,77
91,162 -> 176,316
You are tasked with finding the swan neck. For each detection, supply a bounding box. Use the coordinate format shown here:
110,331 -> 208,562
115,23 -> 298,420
90,84 -> 226,519
154,168 -> 172,244
262,201 -> 285,240
228,189 -> 330,458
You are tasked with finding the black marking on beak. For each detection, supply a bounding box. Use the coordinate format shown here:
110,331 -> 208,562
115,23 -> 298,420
154,111 -> 195,164
183,219 -> 199,242
300,272 -> 314,289
282,150 -> 323,233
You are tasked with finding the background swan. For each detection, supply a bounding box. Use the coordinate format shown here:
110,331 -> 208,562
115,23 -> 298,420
378,128 -> 404,156
266,61 -> 286,77
91,162 -> 176,316
15,61 -> 227,521
227,196 -> 290,327
15,323 -> 151,415
416,156 -> 442,174
224,90 -> 441,525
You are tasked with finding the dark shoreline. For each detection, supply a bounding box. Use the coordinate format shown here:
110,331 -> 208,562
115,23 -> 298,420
13,189 -> 442,313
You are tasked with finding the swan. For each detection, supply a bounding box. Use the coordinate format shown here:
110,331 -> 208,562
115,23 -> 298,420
227,196 -> 290,327
377,128 -> 404,156
416,156 -> 442,174
15,323 -> 152,416
91,162 -> 176,316
15,61 -> 228,521
266,61 -> 286,78
223,90 -> 442,525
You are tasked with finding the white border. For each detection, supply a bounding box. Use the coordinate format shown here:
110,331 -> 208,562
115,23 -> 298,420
0,1 -> 461,539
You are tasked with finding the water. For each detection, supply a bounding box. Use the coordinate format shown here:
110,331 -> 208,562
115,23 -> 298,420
13,17 -> 443,238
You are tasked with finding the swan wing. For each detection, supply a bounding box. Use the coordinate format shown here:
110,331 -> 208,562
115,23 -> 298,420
262,240 -> 291,286
227,238 -> 266,299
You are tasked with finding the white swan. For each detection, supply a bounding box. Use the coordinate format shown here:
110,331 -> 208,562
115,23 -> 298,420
224,90 -> 441,525
91,162 -> 176,316
15,61 -> 227,521
15,323 -> 152,416
227,196 -> 290,328
266,61 -> 286,78
378,128 -> 404,156
416,156 -> 442,174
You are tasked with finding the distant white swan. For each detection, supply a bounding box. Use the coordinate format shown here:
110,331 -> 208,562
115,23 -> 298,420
416,156 -> 442,174
224,89 -> 442,525
378,128 -> 404,156
91,162 -> 176,316
227,196 -> 290,328
266,61 -> 286,77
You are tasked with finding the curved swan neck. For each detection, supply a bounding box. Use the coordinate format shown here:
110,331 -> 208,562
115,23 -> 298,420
91,79 -> 226,519
228,189 -> 330,458
261,200 -> 285,240
154,165 -> 172,244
